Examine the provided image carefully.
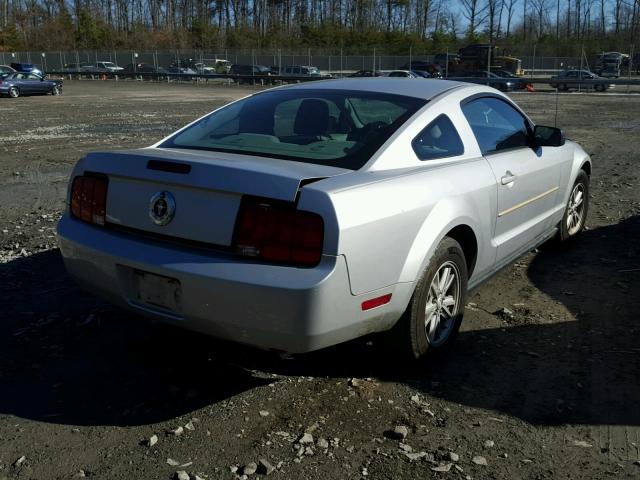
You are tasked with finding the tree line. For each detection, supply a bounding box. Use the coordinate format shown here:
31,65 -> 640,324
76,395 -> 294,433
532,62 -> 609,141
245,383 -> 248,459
0,0 -> 638,56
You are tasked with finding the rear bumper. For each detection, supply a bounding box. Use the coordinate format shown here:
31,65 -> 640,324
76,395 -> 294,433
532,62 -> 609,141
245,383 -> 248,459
57,214 -> 401,353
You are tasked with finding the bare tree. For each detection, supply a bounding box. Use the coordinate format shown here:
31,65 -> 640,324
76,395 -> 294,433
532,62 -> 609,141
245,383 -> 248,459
504,0 -> 518,36
530,0 -> 548,38
459,0 -> 488,38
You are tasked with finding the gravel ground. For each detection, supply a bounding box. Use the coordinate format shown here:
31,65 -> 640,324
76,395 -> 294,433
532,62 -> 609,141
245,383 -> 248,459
1,81 -> 639,480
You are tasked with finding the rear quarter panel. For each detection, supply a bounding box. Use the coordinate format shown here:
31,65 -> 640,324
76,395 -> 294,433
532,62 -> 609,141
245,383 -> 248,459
299,159 -> 497,297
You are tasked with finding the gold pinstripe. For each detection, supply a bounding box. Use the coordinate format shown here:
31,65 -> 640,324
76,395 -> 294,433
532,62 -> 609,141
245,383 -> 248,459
498,186 -> 559,217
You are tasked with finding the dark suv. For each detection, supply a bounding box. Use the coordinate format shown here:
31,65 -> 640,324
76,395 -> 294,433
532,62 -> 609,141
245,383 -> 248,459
10,62 -> 45,77
229,64 -> 272,84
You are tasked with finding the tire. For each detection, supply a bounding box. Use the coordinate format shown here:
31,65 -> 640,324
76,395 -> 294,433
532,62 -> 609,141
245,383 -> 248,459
559,83 -> 569,91
52,85 -> 61,95
559,170 -> 589,242
8,87 -> 19,98
594,84 -> 605,92
387,237 -> 468,361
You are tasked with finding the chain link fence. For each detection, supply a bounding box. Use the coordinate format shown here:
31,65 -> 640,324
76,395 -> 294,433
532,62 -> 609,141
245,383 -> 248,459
0,49 -> 599,75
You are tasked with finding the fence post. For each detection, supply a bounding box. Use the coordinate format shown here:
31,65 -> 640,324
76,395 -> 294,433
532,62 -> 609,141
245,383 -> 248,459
628,44 -> 634,94
445,48 -> 449,78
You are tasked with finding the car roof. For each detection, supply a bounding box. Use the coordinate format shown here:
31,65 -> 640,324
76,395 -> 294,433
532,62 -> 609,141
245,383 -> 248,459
275,77 -> 467,100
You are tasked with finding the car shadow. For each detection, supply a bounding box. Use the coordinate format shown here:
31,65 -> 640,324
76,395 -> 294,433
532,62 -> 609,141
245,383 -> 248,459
255,215 -> 640,426
1,216 -> 637,427
0,250 -> 271,427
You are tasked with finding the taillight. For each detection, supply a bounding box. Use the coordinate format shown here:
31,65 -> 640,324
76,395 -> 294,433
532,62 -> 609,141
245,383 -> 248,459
70,175 -> 108,226
232,197 -> 324,267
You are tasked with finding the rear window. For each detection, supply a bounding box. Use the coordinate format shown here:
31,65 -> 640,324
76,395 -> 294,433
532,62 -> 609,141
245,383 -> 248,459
160,89 -> 426,169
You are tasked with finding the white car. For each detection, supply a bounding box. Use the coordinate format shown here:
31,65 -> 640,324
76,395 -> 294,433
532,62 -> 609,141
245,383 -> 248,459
95,61 -> 124,72
387,70 -> 422,78
57,79 -> 591,359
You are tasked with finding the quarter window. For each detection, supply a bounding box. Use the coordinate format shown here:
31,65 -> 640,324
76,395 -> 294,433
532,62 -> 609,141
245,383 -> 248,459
412,114 -> 464,161
461,97 -> 531,155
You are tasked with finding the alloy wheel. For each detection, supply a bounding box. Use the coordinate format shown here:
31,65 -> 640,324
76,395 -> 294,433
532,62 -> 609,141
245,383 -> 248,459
566,183 -> 585,236
424,261 -> 461,347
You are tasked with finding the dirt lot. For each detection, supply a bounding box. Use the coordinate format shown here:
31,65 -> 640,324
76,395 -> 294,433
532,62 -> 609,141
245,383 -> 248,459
1,81 -> 639,480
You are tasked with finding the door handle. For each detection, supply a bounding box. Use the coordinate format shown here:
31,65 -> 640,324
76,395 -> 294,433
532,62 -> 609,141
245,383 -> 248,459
501,171 -> 517,185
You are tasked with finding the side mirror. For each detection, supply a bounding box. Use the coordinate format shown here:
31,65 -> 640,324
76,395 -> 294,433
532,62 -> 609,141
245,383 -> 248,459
534,125 -> 565,147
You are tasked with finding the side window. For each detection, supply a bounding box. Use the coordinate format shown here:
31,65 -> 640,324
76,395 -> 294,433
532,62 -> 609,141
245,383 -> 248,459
412,114 -> 464,161
461,97 -> 531,155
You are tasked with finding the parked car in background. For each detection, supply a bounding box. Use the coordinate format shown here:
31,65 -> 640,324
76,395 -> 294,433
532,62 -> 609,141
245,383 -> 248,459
400,61 -> 443,78
166,63 -> 197,77
63,62 -> 91,71
123,63 -> 168,75
348,70 -> 384,77
95,61 -> 123,73
452,71 -> 517,92
229,64 -> 273,84
0,65 -> 16,78
63,62 -> 107,75
491,69 -> 529,90
281,65 -> 322,76
549,70 -> 611,92
411,70 -> 432,78
213,59 -> 232,73
10,62 -> 44,77
0,72 -> 62,97
387,70 -> 422,78
57,78 -> 591,360
194,63 -> 215,74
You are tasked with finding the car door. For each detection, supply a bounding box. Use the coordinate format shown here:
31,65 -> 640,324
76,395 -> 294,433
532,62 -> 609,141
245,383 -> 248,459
462,96 -> 562,265
28,73 -> 48,93
12,73 -> 33,93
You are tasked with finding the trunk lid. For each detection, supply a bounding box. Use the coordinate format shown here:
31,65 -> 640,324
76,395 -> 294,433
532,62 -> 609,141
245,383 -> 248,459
79,148 -> 349,247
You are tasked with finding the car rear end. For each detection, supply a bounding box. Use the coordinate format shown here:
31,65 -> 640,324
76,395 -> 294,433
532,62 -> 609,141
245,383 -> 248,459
57,85 -> 430,353
56,150 -> 372,353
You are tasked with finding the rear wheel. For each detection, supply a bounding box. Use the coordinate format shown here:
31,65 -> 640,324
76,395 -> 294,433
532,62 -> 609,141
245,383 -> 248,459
52,85 -> 61,95
559,170 -> 589,241
388,237 -> 468,361
8,87 -> 19,98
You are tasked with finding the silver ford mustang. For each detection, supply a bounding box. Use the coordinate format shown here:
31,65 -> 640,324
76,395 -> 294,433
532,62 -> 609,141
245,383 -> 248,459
57,78 -> 591,359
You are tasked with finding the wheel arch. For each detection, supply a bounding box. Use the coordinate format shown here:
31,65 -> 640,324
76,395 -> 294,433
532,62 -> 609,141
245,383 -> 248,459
398,210 -> 483,295
385,218 -> 480,334
444,224 -> 478,279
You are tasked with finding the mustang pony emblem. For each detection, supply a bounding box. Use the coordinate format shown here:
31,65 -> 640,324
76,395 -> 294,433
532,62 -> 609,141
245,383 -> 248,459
149,191 -> 176,226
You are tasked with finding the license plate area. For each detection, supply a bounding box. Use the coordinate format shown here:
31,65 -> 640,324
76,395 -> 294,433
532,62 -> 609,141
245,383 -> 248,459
133,270 -> 182,313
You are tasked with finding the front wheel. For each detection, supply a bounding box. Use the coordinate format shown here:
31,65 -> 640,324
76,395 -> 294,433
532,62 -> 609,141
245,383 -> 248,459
559,170 -> 589,241
594,84 -> 605,92
8,87 -> 19,98
388,237 -> 468,361
52,85 -> 62,95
